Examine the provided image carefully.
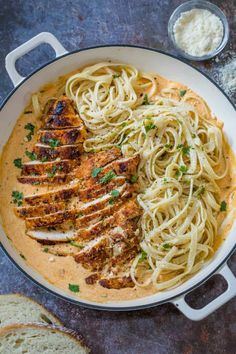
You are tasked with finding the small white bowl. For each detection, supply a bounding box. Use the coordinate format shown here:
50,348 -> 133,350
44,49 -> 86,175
168,0 -> 229,61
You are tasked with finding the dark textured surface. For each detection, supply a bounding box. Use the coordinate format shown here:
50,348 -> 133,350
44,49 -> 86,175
0,1 -> 235,353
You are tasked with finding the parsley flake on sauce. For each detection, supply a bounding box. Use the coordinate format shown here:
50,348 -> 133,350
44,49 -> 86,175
68,284 -> 80,293
14,158 -> 23,169
12,191 -> 24,206
24,123 -> 35,141
25,150 -> 37,161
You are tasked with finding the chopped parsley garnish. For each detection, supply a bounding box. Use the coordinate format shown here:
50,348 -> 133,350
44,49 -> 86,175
180,90 -> 187,97
182,146 -> 191,156
162,243 -> 172,250
70,241 -> 84,249
144,122 -> 156,133
177,144 -> 184,149
20,253 -> 26,260
139,250 -> 147,263
91,167 -> 102,178
41,156 -> 48,163
24,123 -> 35,141
179,165 -> 188,174
142,94 -> 149,105
24,122 -> 35,132
109,189 -> 120,204
12,191 -> 24,206
14,158 -> 22,169
48,138 -> 60,148
68,284 -> 80,293
176,165 -> 188,177
110,189 -> 119,198
194,185 -> 205,198
121,122 -> 128,127
100,170 -> 116,184
77,212 -> 84,218
47,166 -> 57,178
43,247 -> 49,253
25,150 -> 37,161
164,144 -> 172,149
220,201 -> 227,212
163,177 -> 168,183
192,133 -> 196,138
130,175 -> 138,184
113,74 -> 121,79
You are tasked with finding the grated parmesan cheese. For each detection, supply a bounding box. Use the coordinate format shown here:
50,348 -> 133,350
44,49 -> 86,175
173,9 -> 224,57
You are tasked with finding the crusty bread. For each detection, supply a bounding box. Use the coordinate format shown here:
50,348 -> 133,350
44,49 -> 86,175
0,323 -> 89,353
0,294 -> 61,327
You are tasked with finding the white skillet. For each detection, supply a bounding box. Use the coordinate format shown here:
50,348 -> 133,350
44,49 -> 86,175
1,32 -> 235,320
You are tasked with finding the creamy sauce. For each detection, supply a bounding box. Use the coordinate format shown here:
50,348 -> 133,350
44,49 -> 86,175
0,68 -> 235,303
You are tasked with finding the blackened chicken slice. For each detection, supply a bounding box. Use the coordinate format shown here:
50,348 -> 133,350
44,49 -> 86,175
44,96 -> 83,129
74,212 -> 141,272
76,197 -> 141,241
75,147 -> 122,179
25,209 -> 78,229
18,174 -> 70,186
78,155 -> 140,188
99,276 -> 134,289
78,176 -> 125,202
27,229 -> 77,242
21,160 -> 77,176
25,184 -> 129,229
74,236 -> 111,271
24,185 -> 80,206
33,144 -> 83,161
42,242 -> 84,256
38,126 -> 86,145
15,202 -> 66,218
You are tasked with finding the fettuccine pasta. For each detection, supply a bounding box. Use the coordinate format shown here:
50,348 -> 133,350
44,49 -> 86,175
63,62 -> 230,291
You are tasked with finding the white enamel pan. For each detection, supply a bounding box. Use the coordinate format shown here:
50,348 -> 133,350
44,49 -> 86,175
1,32 -> 236,320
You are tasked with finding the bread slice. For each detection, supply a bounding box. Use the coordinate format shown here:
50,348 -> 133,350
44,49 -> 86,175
0,294 -> 61,328
0,323 -> 89,353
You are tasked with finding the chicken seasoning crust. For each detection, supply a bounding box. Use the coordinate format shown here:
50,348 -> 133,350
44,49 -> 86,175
14,96 -> 142,290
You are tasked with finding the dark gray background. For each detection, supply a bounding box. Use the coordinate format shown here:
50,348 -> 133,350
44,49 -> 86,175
0,1 -> 235,353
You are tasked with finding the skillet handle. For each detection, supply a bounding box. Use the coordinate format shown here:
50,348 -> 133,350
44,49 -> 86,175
5,32 -> 68,87
171,263 -> 236,321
